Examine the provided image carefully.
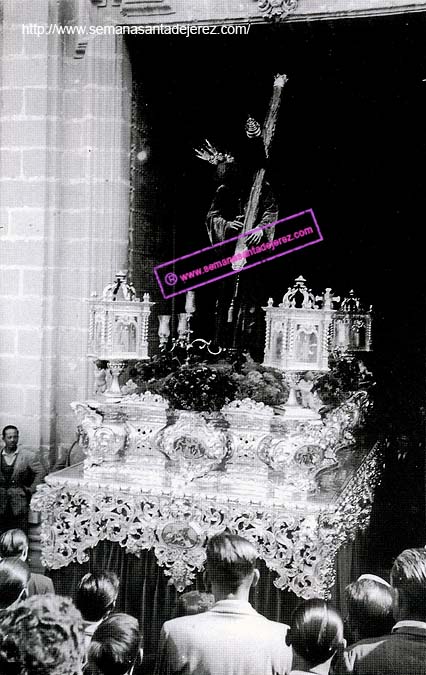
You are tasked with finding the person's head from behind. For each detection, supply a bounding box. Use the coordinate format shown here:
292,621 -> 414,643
75,571 -> 119,623
0,593 -> 85,675
287,599 -> 344,672
174,591 -> 215,618
87,613 -> 142,675
391,548 -> 426,622
0,558 -> 30,609
344,575 -> 394,643
205,532 -> 259,600
0,529 -> 29,562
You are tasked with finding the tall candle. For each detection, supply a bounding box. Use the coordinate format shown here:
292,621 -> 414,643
158,315 -> 171,347
177,313 -> 188,339
185,291 -> 196,314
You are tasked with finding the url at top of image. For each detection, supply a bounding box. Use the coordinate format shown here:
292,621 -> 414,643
21,23 -> 252,37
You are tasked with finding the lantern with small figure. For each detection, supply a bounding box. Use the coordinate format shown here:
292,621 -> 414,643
88,271 -> 155,398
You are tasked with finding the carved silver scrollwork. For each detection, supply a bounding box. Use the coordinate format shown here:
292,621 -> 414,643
154,411 -> 233,482
258,0 -> 298,21
32,441 -> 381,595
59,386 -> 378,592
221,399 -> 273,484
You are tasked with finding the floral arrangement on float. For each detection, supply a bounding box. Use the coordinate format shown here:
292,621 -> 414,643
128,348 -> 289,414
74,333 -> 375,493
231,361 -> 290,407
127,346 -> 373,418
312,349 -> 374,411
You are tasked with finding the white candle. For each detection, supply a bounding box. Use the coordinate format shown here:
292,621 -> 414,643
158,315 -> 171,347
177,313 -> 188,338
185,291 -> 196,314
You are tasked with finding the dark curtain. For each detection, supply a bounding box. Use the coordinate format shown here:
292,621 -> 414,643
50,531 -> 369,674
330,530 -> 371,618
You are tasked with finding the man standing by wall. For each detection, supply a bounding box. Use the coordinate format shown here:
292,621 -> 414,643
0,426 -> 45,535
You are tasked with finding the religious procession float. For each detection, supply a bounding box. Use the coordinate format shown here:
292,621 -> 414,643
33,273 -> 380,597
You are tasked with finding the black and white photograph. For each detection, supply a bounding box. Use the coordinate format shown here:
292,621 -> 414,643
0,1 -> 425,674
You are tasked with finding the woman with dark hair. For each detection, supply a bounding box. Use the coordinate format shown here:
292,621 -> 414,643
286,598 -> 345,675
87,613 -> 143,675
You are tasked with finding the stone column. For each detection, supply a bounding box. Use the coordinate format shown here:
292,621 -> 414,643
0,0 -> 62,466
57,31 -> 131,460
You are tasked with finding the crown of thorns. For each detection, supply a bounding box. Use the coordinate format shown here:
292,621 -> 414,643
194,140 -> 235,166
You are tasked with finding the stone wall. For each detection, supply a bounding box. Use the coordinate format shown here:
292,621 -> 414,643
0,0 -> 131,466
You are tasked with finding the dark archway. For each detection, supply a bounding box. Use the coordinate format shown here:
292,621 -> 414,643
127,13 -> 426,567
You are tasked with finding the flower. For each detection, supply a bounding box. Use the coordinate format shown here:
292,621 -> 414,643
313,350 -> 375,410
159,364 -> 237,413
231,364 -> 289,406
127,353 -> 288,411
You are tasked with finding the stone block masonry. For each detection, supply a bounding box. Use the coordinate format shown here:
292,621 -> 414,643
0,0 -> 131,466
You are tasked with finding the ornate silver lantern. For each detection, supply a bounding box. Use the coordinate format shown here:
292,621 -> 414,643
88,271 -> 154,398
332,290 -> 373,352
263,276 -> 340,420
263,276 -> 336,373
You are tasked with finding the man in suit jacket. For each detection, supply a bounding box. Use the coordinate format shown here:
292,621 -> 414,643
0,426 -> 45,534
336,548 -> 426,674
156,532 -> 292,675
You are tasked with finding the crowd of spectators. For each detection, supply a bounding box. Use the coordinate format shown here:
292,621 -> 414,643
0,528 -> 425,674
